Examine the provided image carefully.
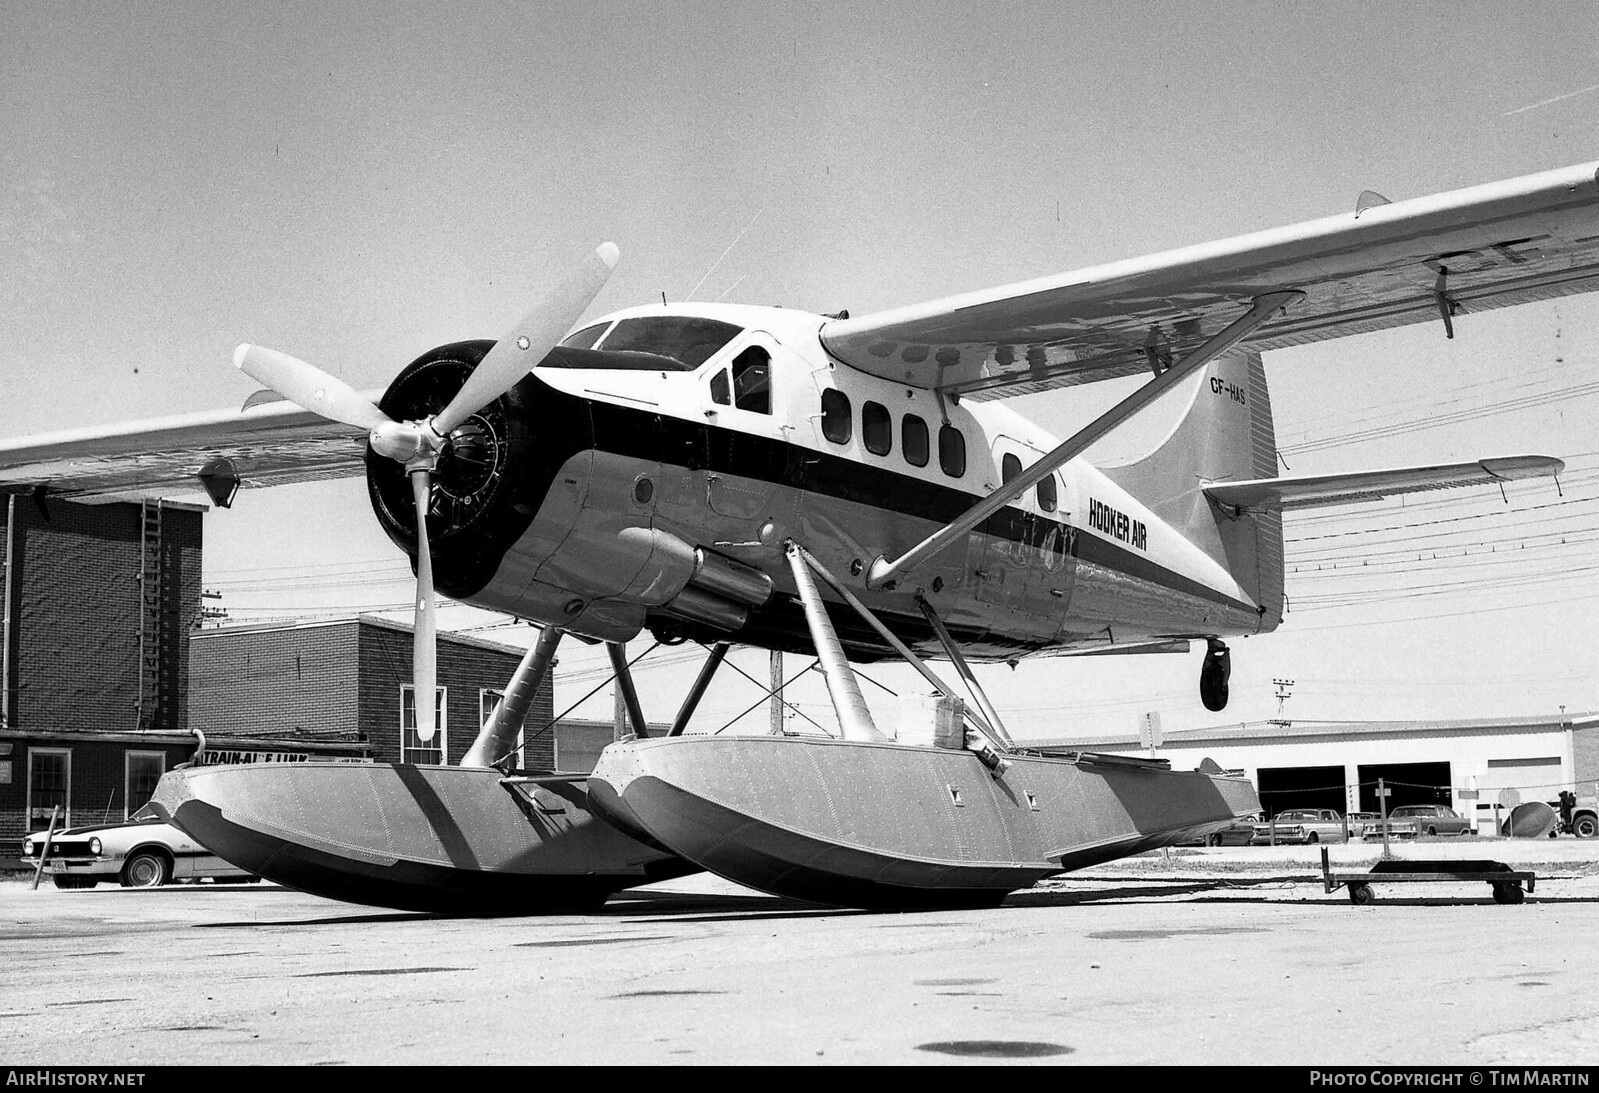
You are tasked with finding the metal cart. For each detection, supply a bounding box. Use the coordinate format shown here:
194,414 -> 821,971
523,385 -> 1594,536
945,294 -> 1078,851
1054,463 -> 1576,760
1320,847 -> 1536,905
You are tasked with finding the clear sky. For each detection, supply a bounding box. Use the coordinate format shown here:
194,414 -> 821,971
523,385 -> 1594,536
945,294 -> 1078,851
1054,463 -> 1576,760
4,1 -> 1597,741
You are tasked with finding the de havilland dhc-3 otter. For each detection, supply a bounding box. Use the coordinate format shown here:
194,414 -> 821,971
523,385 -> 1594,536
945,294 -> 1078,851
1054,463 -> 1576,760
4,161 -> 1597,911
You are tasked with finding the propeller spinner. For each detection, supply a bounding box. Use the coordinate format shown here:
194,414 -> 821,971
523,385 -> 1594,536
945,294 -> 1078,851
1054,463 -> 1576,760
234,242 -> 619,742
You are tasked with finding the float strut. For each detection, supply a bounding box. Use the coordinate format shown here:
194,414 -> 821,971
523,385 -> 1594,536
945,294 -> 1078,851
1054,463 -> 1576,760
784,543 -> 888,743
462,626 -> 563,768
669,643 -> 730,737
916,597 -> 1017,750
607,642 -> 652,739
789,544 -> 1008,771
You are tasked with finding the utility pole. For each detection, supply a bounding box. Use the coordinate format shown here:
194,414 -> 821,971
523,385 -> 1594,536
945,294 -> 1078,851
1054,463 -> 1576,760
769,650 -> 784,735
1270,678 -> 1295,726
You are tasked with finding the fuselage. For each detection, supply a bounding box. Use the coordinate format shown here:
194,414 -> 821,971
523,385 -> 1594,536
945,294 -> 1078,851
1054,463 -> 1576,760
367,302 -> 1268,662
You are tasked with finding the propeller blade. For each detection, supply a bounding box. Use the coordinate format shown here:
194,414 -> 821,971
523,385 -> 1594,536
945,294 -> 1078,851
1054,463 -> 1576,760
234,344 -> 394,433
431,242 -> 619,435
411,470 -> 438,744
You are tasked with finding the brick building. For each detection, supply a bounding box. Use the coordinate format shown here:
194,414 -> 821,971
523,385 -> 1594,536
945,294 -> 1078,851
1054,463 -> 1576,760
1,497 -> 208,841
189,616 -> 556,769
0,495 -> 554,852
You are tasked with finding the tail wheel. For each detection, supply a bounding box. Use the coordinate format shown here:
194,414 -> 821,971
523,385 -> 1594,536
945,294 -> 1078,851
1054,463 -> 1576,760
121,850 -> 172,888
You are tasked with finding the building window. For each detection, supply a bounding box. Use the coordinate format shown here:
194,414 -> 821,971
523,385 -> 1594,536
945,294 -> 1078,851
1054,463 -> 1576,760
126,751 -> 165,819
731,347 -> 772,414
480,688 -> 522,769
401,685 -> 448,765
821,389 -> 852,444
902,414 -> 929,467
862,401 -> 892,456
28,748 -> 69,829
938,424 -> 966,478
1037,472 -> 1058,512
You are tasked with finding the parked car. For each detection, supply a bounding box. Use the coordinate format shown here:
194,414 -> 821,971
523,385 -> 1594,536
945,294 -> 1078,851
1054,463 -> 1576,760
1178,812 -> 1262,847
20,805 -> 257,889
1362,803 -> 1472,839
1251,808 -> 1350,845
1346,811 -> 1381,839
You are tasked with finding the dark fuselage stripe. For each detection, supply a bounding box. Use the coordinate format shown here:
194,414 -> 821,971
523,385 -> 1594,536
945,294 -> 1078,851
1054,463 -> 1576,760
578,391 -> 1256,614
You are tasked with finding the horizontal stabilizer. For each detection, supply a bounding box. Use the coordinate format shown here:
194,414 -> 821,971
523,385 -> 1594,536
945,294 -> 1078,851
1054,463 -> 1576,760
1203,456 -> 1563,512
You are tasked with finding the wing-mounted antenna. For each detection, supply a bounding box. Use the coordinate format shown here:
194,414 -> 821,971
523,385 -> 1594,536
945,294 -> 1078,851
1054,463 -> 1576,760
1354,189 -> 1392,218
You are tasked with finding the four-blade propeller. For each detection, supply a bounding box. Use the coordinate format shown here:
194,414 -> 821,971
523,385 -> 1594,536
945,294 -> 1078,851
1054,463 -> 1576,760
234,243 -> 619,742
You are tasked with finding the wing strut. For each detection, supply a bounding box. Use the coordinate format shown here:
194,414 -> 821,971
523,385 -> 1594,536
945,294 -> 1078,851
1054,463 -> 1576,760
866,290 -> 1304,589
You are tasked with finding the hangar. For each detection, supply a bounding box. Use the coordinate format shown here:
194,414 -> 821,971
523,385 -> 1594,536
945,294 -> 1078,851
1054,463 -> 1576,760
1064,712 -> 1599,830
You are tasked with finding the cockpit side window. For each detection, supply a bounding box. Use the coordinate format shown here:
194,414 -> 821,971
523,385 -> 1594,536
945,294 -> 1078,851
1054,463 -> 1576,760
709,369 -> 731,405
560,322 -> 610,351
1001,452 -> 1022,486
731,347 -> 771,414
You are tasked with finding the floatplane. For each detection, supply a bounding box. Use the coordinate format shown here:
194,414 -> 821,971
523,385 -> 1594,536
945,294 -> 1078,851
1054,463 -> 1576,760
4,162 -> 1596,911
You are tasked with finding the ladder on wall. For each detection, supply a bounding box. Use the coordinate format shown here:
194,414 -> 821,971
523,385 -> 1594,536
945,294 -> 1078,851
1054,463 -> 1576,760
136,499 -> 162,730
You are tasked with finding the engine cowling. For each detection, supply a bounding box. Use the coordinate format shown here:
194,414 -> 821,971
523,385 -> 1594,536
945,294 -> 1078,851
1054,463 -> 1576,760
366,340 -> 586,602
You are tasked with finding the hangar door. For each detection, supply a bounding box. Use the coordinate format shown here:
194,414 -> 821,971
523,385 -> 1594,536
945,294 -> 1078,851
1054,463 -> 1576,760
1357,762 -> 1452,812
1257,765 -> 1346,819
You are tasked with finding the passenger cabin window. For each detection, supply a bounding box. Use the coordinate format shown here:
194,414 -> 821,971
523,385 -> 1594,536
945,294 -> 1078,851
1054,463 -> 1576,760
902,414 -> 929,467
731,347 -> 772,414
1037,472 -> 1058,512
862,401 -> 892,456
1001,452 -> 1022,486
709,369 -> 731,405
939,425 -> 966,478
552,315 -> 742,370
821,389 -> 852,444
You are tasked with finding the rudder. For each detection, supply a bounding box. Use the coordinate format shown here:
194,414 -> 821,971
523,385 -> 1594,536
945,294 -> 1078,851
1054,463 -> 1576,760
1100,350 -> 1284,633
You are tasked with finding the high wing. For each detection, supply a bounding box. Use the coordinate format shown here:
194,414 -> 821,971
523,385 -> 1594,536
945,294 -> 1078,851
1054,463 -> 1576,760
0,398 -> 371,504
821,162 -> 1599,400
1202,455 -> 1563,513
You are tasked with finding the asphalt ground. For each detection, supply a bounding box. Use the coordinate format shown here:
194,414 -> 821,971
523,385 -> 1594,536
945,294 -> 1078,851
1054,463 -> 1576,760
3,839 -> 1599,1067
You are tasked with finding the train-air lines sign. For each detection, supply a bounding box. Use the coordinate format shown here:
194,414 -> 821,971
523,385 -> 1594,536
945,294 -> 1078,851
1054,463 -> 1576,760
1088,497 -> 1147,551
193,749 -> 313,766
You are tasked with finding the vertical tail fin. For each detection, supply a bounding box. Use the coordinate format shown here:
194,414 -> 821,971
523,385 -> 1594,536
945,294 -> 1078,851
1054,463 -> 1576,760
1101,350 -> 1284,633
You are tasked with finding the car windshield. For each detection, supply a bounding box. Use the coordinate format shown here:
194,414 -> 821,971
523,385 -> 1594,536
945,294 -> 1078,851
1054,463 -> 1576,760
556,316 -> 742,371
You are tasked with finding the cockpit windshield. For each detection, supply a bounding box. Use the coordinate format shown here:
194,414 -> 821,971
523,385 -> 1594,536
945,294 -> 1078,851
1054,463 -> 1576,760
554,316 -> 742,371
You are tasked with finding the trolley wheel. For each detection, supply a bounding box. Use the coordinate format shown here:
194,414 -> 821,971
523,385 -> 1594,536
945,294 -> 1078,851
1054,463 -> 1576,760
1348,883 -> 1375,905
1491,882 -> 1525,905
